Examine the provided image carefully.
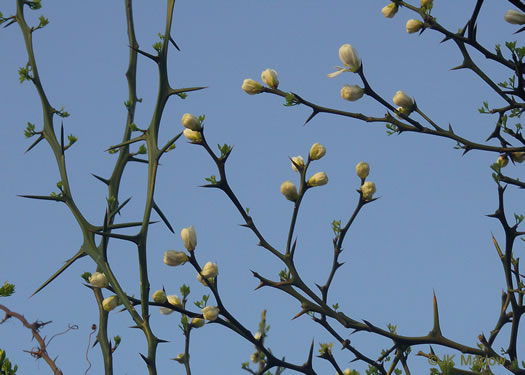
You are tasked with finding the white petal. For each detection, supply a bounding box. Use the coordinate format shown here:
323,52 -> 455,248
327,67 -> 346,78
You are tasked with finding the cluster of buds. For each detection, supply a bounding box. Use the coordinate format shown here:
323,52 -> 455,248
356,162 -> 376,200
381,1 -> 431,34
327,44 -> 365,102
242,69 -> 279,95
182,113 -> 203,143
280,143 -> 329,202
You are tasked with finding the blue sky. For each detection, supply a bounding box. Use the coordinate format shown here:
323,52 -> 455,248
0,1 -> 522,374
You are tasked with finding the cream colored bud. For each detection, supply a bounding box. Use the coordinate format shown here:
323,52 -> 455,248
242,79 -> 263,95
201,262 -> 219,279
89,272 -> 108,288
356,162 -> 370,179
309,143 -> 327,160
497,155 -> 508,168
393,90 -> 414,109
261,69 -> 279,89
152,289 -> 167,304
164,250 -> 188,266
202,306 -> 220,321
181,226 -> 197,252
254,331 -> 262,340
291,155 -> 304,172
280,181 -> 299,201
504,9 -> 525,25
250,352 -> 259,363
381,3 -> 398,18
343,369 -> 352,375
181,113 -> 201,131
339,44 -> 361,72
167,295 -> 182,308
191,317 -> 205,328
361,181 -> 376,200
160,307 -> 174,315
512,152 -> 525,163
102,295 -> 120,312
308,172 -> 328,187
341,85 -> 364,102
406,19 -> 424,33
183,128 -> 202,143
421,0 -> 433,7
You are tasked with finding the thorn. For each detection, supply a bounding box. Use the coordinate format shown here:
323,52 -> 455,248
514,25 -> 525,34
169,36 -> 181,51
448,123 -> 454,134
60,122 -> 64,155
139,352 -> 151,365
292,309 -> 308,320
91,174 -> 110,185
25,134 -> 45,153
430,289 -> 442,337
152,200 -> 174,233
304,110 -> 318,126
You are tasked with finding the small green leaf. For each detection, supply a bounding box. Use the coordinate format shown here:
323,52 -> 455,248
81,272 -> 91,283
0,281 -> 15,297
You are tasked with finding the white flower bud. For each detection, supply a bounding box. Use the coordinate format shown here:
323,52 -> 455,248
201,262 -> 219,279
164,250 -> 188,266
343,369 -> 352,375
339,44 -> 361,72
152,289 -> 167,304
393,90 -> 414,109
261,69 -> 279,89
340,85 -> 364,101
181,226 -> 197,252
406,19 -> 423,33
308,172 -> 328,187
497,155 -> 508,168
361,181 -> 376,200
191,317 -> 205,328
89,272 -> 108,288
504,9 -> 525,25
291,155 -> 304,172
160,307 -> 174,315
201,306 -> 220,321
181,113 -> 201,131
280,181 -> 299,201
512,152 -> 525,163
167,295 -> 182,308
309,143 -> 326,160
183,128 -> 202,143
102,295 -> 120,312
254,331 -> 262,340
242,79 -> 263,95
381,3 -> 398,18
356,162 -> 370,179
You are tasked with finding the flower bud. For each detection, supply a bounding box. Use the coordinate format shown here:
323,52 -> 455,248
406,19 -> 423,33
152,289 -> 167,304
280,181 -> 299,201
254,331 -> 263,340
89,272 -> 108,288
309,143 -> 326,160
339,44 -> 361,72
308,172 -> 328,187
251,353 -> 259,363
197,272 -> 209,286
381,3 -> 398,18
167,295 -> 182,308
291,156 -> 304,172
393,90 -> 414,109
181,113 -> 201,131
102,295 -> 120,312
164,250 -> 188,266
343,369 -> 352,375
504,9 -> 525,25
160,307 -> 174,315
361,181 -> 376,200
201,262 -> 219,279
340,85 -> 364,102
242,79 -> 263,95
356,162 -> 370,179
497,155 -> 508,168
191,317 -> 205,328
183,128 -> 202,143
202,305 -> 220,321
421,0 -> 433,7
181,226 -> 197,252
512,152 -> 525,163
261,69 -> 279,89
395,106 -> 412,118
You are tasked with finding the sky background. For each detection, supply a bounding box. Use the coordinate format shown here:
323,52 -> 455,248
0,1 -> 523,374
